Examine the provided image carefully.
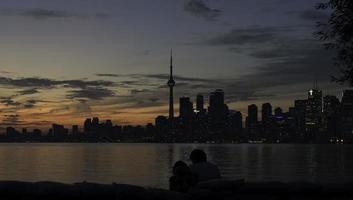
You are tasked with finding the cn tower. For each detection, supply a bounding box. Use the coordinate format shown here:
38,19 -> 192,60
167,49 -> 175,120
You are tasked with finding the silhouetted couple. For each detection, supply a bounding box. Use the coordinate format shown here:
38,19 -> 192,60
169,149 -> 221,193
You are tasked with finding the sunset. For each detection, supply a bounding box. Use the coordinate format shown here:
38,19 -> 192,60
0,0 -> 348,130
0,0 -> 352,199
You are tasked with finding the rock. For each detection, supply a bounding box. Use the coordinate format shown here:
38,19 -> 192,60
0,181 -> 35,198
75,182 -> 115,199
148,188 -> 191,200
35,181 -> 80,199
237,182 -> 290,196
113,183 -> 153,200
192,179 -> 245,191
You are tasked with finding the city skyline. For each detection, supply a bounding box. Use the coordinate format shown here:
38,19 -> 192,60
0,0 -> 350,130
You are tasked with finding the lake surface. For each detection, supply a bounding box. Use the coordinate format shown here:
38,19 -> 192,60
0,143 -> 352,188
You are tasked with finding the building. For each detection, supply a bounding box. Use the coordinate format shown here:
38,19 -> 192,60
247,104 -> 258,140
179,96 -> 193,122
247,104 -> 258,127
52,124 -> 68,138
294,99 -> 307,136
274,107 -> 283,116
262,103 -> 272,140
227,110 -> 243,141
305,88 -> 323,140
72,125 -> 79,135
208,89 -> 228,130
6,127 -> 18,137
155,116 -> 168,128
167,49 -> 175,121
196,94 -> 205,113
341,90 -> 353,141
323,95 -> 340,140
262,103 -> 272,123
84,118 -> 92,134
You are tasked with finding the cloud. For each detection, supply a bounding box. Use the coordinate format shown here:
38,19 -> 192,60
146,74 -> 213,83
204,27 -> 286,46
67,87 -> 115,100
17,88 -> 39,95
130,89 -> 152,95
96,73 -> 122,78
149,98 -> 160,102
0,8 -> 109,20
220,39 -> 341,102
23,100 -> 37,109
2,114 -> 25,126
1,114 -> 51,127
286,10 -> 329,21
0,97 -> 21,107
0,76 -> 114,89
96,73 -> 212,83
184,0 -> 221,21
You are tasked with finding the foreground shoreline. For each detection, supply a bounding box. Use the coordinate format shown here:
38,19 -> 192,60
1,180 -> 353,200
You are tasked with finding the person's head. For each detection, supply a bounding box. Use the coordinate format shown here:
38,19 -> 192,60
172,161 -> 189,175
189,149 -> 207,164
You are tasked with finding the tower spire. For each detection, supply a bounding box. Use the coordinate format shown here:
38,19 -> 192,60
170,48 -> 173,79
167,49 -> 176,121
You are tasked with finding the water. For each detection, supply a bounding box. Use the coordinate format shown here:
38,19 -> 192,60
0,143 -> 352,188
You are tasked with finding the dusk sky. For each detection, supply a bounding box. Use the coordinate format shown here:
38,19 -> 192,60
0,0 -> 348,130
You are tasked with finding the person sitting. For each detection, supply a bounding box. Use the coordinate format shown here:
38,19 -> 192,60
169,161 -> 197,193
189,149 -> 221,182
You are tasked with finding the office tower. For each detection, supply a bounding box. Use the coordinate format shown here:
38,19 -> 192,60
105,120 -> 113,127
323,95 -> 340,139
341,90 -> 353,141
247,104 -> 258,127
179,96 -> 193,121
6,127 -> 17,137
167,49 -> 175,120
209,89 -> 224,108
92,117 -> 99,126
305,88 -> 323,131
324,95 -> 340,115
84,118 -> 92,134
262,103 -> 272,140
228,110 -> 243,140
288,107 -> 296,117
72,125 -> 79,135
155,115 -> 168,128
262,103 -> 272,123
196,94 -> 204,112
52,124 -> 67,137
92,117 -> 100,133
274,107 -> 283,116
247,104 -> 258,140
208,89 -> 228,125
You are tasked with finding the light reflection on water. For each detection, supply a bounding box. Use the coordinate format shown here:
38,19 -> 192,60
0,143 -> 351,188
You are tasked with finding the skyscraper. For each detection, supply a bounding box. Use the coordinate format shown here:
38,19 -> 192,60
262,103 -> 272,140
323,95 -> 340,139
84,118 -> 92,134
247,104 -> 258,140
305,88 -> 323,131
209,89 -> 224,108
341,90 -> 353,141
262,103 -> 272,123
274,107 -> 283,116
196,94 -> 204,113
208,89 -> 227,123
167,49 -> 175,120
208,89 -> 228,134
179,96 -> 193,122
247,104 -> 258,127
294,99 -> 307,135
